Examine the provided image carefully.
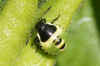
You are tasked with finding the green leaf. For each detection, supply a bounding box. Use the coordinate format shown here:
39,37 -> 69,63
14,0 -> 82,66
0,0 -> 83,66
56,0 -> 100,66
0,0 -> 37,66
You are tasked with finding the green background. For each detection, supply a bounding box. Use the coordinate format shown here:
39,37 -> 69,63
0,0 -> 100,66
56,0 -> 100,66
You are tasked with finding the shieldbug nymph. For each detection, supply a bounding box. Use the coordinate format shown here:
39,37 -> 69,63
34,16 -> 66,55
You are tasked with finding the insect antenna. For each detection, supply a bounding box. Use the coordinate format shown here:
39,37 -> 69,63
51,15 -> 60,24
43,6 -> 52,16
38,6 -> 52,24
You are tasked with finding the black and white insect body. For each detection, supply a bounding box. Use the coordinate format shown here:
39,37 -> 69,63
35,18 -> 66,55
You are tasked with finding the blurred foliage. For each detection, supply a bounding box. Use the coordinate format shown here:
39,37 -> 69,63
0,0 -> 6,11
56,0 -> 100,66
91,0 -> 100,35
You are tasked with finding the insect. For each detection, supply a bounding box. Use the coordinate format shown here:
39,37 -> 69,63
34,16 -> 66,55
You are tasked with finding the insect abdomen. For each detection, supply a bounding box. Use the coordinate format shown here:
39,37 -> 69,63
53,38 -> 65,50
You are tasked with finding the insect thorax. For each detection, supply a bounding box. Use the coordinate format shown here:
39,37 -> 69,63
37,25 -> 62,49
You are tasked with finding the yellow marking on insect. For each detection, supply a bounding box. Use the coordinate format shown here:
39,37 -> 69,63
56,39 -> 64,49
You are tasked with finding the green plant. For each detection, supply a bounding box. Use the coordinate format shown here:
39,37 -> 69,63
3,0 -> 100,66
